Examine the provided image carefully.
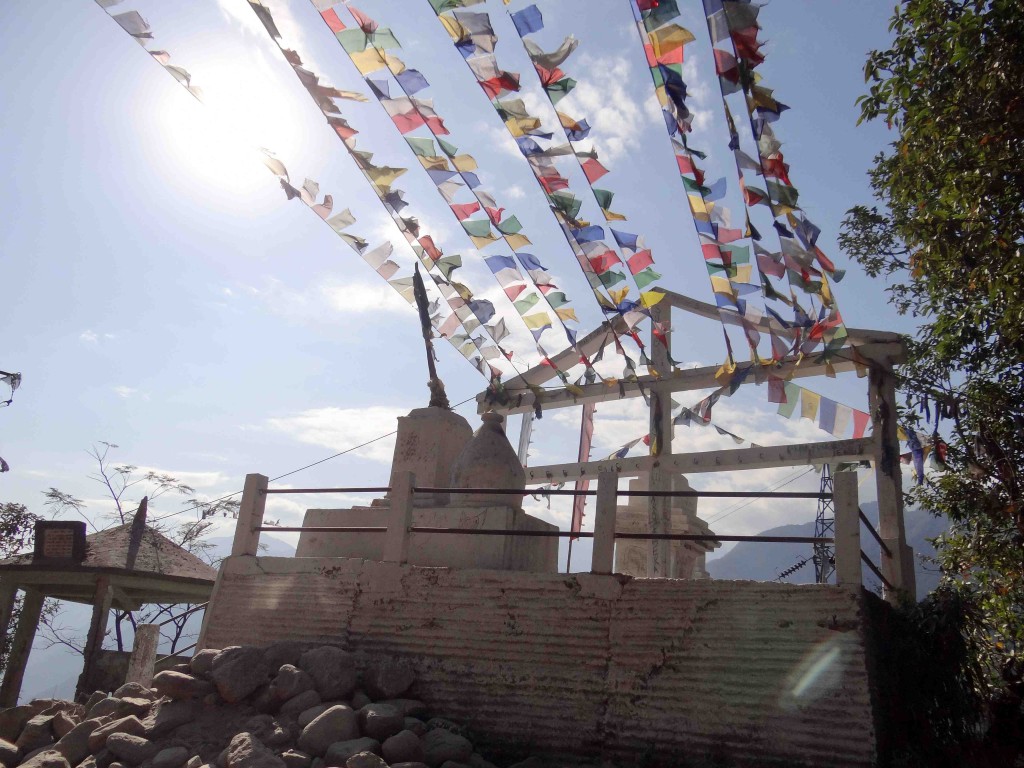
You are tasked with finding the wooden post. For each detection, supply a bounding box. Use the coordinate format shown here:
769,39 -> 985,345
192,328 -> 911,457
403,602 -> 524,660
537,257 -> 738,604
125,623 -> 160,688
75,576 -> 114,701
868,363 -> 916,599
231,473 -> 269,557
647,302 -> 673,576
833,471 -> 862,587
0,588 -> 44,707
591,468 -> 619,574
383,471 -> 415,564
0,581 -> 17,647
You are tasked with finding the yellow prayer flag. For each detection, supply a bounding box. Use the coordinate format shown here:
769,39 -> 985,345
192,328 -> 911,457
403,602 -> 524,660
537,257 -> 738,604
602,208 -> 627,222
648,24 -> 695,59
504,233 -> 532,250
418,155 -> 450,171
439,16 -> 467,43
504,116 -> 541,137
366,166 -> 407,190
609,287 -> 630,306
800,389 -> 821,421
522,313 -> 552,330
640,290 -> 666,308
897,426 -> 908,441
653,84 -> 669,108
555,307 -> 578,323
469,233 -> 499,249
709,275 -> 735,298
452,154 -> 478,172
687,194 -> 710,216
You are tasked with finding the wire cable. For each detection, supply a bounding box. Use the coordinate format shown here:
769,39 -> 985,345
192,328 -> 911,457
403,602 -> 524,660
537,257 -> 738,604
704,466 -> 816,526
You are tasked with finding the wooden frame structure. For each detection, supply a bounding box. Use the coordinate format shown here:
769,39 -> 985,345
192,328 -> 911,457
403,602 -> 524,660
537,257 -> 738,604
475,290 -> 915,600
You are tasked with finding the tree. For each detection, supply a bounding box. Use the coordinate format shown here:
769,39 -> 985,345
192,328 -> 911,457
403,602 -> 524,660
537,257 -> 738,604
840,0 -> 1024,760
40,443 -> 238,657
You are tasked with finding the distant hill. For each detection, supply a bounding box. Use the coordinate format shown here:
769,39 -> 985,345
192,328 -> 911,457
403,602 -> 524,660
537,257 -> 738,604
707,501 -> 947,600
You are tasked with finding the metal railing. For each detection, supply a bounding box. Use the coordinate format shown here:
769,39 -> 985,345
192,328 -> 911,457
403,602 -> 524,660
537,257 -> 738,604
228,469 -> 891,590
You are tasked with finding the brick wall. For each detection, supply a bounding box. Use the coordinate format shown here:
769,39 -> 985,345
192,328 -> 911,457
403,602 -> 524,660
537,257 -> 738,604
201,556 -> 877,767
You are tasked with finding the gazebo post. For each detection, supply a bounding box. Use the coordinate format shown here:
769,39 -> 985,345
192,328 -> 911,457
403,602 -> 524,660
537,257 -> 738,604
75,576 -> 114,701
0,588 -> 44,707
0,580 -> 17,643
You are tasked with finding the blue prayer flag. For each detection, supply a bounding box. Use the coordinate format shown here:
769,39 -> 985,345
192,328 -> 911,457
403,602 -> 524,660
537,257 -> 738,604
511,5 -> 544,36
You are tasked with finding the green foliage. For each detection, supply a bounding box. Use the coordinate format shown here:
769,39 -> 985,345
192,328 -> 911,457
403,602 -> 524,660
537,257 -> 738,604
841,0 -> 1024,758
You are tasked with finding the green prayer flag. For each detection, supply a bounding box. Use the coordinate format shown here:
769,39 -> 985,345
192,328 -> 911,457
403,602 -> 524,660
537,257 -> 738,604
496,216 -> 523,235
598,270 -> 628,288
643,0 -> 680,32
406,137 -> 436,157
436,255 -> 462,279
337,29 -> 371,53
438,138 -> 459,157
546,291 -> 569,307
634,267 -> 662,289
461,219 -> 493,237
513,293 -> 540,314
778,382 -> 800,418
593,189 -> 615,210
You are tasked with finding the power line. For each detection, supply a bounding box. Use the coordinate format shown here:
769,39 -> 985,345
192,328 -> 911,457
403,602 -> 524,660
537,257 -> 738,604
150,393 -> 479,524
704,466 -> 816,526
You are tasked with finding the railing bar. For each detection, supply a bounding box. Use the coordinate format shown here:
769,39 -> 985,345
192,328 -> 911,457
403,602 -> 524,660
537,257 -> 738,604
263,487 -> 390,494
616,533 -> 834,543
155,601 -> 208,628
258,526 -> 387,533
410,527 -> 593,538
858,509 -> 892,556
860,551 -> 894,589
415,487 -> 829,499
156,642 -> 197,665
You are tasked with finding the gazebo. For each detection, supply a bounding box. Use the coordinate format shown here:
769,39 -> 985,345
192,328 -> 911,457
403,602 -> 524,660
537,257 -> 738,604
0,506 -> 216,705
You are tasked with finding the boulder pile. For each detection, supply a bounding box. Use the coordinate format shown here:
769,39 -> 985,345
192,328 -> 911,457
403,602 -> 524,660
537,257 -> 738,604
0,644 -> 556,768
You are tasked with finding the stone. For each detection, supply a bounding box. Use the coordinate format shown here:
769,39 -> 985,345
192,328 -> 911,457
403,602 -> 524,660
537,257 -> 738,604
152,672 -> 214,701
347,693 -> 370,712
143,701 -> 196,739
362,659 -> 415,701
381,700 -> 427,718
357,705 -> 402,742
188,650 -> 219,679
322,740 -> 379,767
390,764 -> 429,768
295,705 -> 330,730
297,648 -> 356,702
279,692 -> 321,720
152,747 -> 190,768
87,717 -> 146,754
211,648 -> 271,704
425,719 -> 467,737
51,714 -> 77,740
0,705 -> 34,742
344,753 -> 386,768
113,700 -> 151,720
381,731 -> 423,765
186,757 -> 203,768
403,719 -> 427,737
279,752 -> 310,768
244,717 -> 289,749
421,730 -> 472,768
111,685 -> 153,703
16,716 -> 54,754
225,734 -> 284,768
83,693 -> 107,713
77,756 -> 98,768
16,750 -> 69,768
262,642 -> 307,672
86,700 -> 120,721
54,718 -> 103,766
269,667 -> 315,703
0,738 -> 18,768
297,707 -> 357,757
104,734 -> 157,766
92,748 -> 115,768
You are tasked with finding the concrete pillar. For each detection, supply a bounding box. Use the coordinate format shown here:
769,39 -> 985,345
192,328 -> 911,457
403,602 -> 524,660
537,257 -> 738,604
383,471 -> 415,564
125,623 -> 160,687
591,469 -> 619,574
231,473 -> 269,557
0,588 -> 44,707
833,471 -> 862,588
0,580 -> 17,647
868,363 -> 916,599
76,577 -> 114,701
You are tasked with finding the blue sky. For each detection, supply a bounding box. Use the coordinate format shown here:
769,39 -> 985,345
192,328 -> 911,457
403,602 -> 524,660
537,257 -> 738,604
1,0 -> 908,606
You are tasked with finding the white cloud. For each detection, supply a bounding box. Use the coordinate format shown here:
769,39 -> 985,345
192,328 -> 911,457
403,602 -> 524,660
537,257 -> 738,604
134,468 -> 231,489
507,185 -> 527,199
113,386 -> 137,399
242,275 -> 409,324
80,330 -> 98,343
265,406 -> 405,464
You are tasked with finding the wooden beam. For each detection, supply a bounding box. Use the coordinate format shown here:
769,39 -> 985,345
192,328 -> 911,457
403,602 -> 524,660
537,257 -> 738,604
480,341 -> 904,415
525,437 -> 874,483
0,589 -> 44,707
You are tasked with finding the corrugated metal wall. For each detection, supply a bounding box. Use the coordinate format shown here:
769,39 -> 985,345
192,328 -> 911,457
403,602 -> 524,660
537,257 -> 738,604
202,557 -> 876,767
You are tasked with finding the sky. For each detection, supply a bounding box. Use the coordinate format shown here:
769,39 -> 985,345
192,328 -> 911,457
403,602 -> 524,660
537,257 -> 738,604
1,0 -> 912,693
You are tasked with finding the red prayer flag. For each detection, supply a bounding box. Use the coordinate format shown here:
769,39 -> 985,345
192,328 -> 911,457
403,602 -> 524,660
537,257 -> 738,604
588,251 -> 619,274
504,284 -> 526,301
676,154 -> 696,175
485,206 -> 505,225
450,202 -> 481,220
320,9 -> 346,33
701,243 -> 725,262
852,409 -> 870,439
813,246 -> 836,273
768,375 -> 786,403
627,249 -> 654,274
418,236 -> 443,261
348,6 -> 378,33
581,158 -> 609,184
